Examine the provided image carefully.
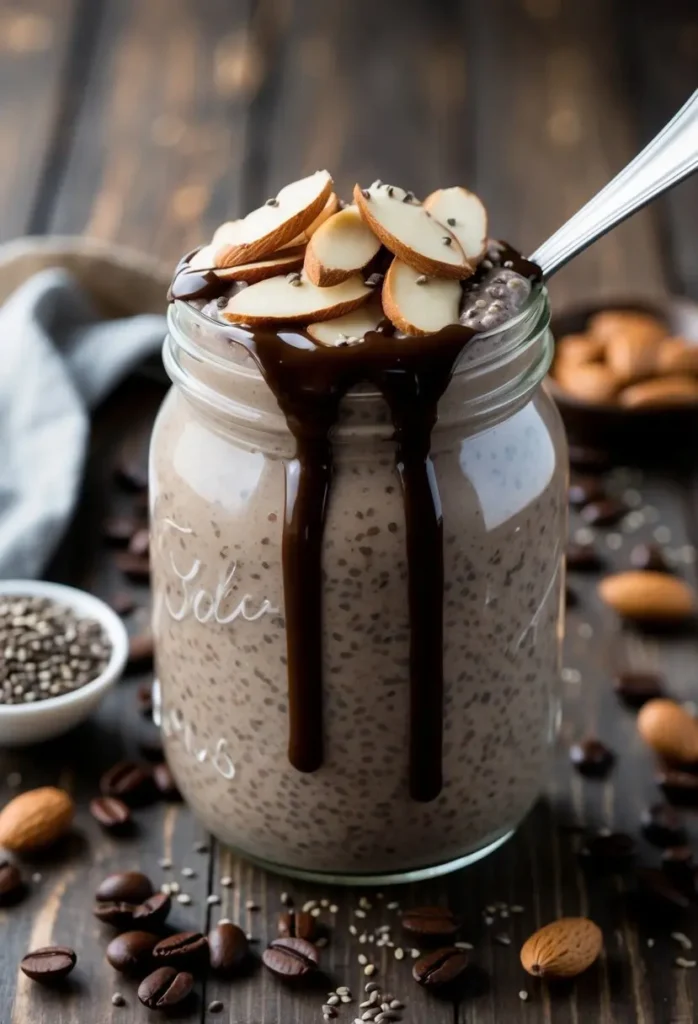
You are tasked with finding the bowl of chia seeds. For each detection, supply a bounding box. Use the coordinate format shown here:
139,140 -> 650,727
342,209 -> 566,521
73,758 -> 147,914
0,580 -> 129,746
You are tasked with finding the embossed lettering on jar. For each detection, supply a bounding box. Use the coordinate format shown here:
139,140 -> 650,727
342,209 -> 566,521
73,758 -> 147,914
150,288 -> 566,881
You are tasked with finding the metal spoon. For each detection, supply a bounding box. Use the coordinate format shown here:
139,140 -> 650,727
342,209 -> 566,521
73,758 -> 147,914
530,89 -> 698,279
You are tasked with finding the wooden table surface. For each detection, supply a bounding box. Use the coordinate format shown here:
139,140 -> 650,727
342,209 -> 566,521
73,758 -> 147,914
2,1 -> 698,1021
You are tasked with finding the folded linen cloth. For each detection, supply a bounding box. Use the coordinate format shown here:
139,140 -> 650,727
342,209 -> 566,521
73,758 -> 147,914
0,267 -> 167,579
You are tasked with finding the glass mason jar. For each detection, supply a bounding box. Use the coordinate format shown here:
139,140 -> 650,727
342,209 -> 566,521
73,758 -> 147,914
150,288 -> 567,885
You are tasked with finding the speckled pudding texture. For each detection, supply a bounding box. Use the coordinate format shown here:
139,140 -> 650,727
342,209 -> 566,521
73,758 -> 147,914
150,173 -> 567,875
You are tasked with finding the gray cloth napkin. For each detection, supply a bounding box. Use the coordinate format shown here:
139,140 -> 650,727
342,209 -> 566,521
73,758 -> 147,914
0,268 -> 167,579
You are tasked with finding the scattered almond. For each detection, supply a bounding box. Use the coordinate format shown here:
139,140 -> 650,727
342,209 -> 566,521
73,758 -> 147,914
382,258 -> 461,335
304,206 -> 382,286
423,186 -> 488,264
353,181 -> 472,279
282,192 -> 340,247
220,271 -> 372,325
598,571 -> 696,622
637,699 -> 698,763
618,375 -> 698,408
520,918 -> 602,978
213,246 -> 306,284
0,787 -> 74,853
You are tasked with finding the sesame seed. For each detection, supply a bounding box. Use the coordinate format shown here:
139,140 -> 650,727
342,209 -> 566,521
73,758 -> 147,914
321,899 -> 330,908
358,954 -> 368,965
355,909 -> 367,918
327,994 -> 340,1005
158,857 -> 173,869
336,986 -> 351,997
365,982 -> 380,993
221,876 -> 233,888
495,934 -> 511,946
207,894 -> 221,905
303,900 -> 318,912
518,990 -> 529,1001
181,867 -> 195,878
246,900 -> 259,911
671,932 -> 693,950
387,902 -> 399,911
330,904 -> 339,914
675,957 -> 696,968
454,941 -> 474,950
349,925 -> 358,935
341,995 -> 353,1004
311,907 -> 322,917
394,948 -> 405,960
647,938 -> 655,948
111,993 -> 126,1007
176,893 -> 192,905
390,1001 -> 403,1010
416,275 -> 428,285
364,964 -> 376,976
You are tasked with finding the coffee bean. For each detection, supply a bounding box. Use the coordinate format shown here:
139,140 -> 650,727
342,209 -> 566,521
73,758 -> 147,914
641,803 -> 686,847
636,867 -> 691,918
630,543 -> 672,573
89,796 -> 132,833
208,922 -> 249,976
97,871 -> 154,905
114,550 -> 151,582
21,946 -> 76,983
138,967 -> 193,1009
580,498 -> 627,527
401,906 -> 460,940
661,845 -> 694,889
110,591 -> 137,617
103,516 -> 142,546
106,930 -> 159,975
153,931 -> 208,968
579,832 -> 635,870
614,670 -> 664,708
153,762 -> 181,801
0,860 -> 25,906
94,901 -> 137,928
262,937 -> 319,979
132,892 -> 172,928
127,630 -> 155,670
569,737 -> 615,778
569,477 -> 606,508
278,910 -> 316,941
566,543 -> 603,572
412,947 -> 470,989
568,445 -> 610,473
657,768 -> 698,805
100,761 -> 156,806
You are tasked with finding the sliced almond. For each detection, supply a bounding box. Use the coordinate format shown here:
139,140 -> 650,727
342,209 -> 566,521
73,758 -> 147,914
423,186 -> 488,264
214,170 -> 333,268
304,207 -> 381,286
214,246 -> 306,284
281,192 -> 340,248
188,244 -> 217,270
618,375 -> 698,408
382,259 -> 461,335
306,299 -> 384,346
353,182 -> 472,279
220,271 -> 372,326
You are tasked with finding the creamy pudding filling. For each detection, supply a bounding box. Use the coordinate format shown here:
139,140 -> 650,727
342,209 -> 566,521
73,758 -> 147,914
167,172 -> 541,805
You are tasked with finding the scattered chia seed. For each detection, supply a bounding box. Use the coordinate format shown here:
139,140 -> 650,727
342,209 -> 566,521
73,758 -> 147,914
442,236 -> 453,245
518,990 -> 529,1001
361,189 -> 371,199
265,197 -> 279,206
287,272 -> 302,287
447,217 -> 456,226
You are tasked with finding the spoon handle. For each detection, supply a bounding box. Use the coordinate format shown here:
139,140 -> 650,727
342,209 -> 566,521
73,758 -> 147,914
530,89 -> 698,279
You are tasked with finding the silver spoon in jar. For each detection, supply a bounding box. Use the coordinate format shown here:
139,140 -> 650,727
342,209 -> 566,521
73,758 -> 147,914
530,89 -> 698,279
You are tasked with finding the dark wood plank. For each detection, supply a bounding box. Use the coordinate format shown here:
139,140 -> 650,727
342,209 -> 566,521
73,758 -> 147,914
0,0 -> 81,241
48,0 -> 257,262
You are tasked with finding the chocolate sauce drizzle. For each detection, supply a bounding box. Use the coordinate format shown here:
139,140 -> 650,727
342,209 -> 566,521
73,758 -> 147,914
169,245 -> 539,802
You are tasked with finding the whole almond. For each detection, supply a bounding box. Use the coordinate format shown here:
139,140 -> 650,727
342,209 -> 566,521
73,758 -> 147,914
520,917 -> 602,978
657,337 -> 698,375
618,375 -> 698,408
637,699 -> 698,763
555,333 -> 606,367
553,361 -> 619,404
0,787 -> 74,853
587,310 -> 666,348
606,332 -> 661,385
598,571 -> 695,622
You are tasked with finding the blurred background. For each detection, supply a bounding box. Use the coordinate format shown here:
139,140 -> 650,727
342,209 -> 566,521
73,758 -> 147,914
1,0 -> 697,312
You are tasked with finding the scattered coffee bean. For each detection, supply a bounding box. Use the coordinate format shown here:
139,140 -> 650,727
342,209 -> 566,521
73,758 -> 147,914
412,947 -> 470,989
110,592 -> 137,617
641,803 -> 686,847
100,761 -> 156,806
153,762 -> 181,801
568,445 -> 611,473
657,768 -> 698,805
569,477 -> 606,508
579,831 -> 635,870
401,906 -> 460,940
566,543 -> 603,572
127,630 -> 155,670
97,871 -> 153,905
208,922 -> 249,976
106,931 -> 159,975
630,543 -> 672,573
114,551 -> 151,582
278,910 -> 316,942
129,527 -> 150,557
20,946 -> 77,983
636,868 -> 691,917
132,892 -> 172,928
89,796 -> 132,833
0,859 -> 25,906
103,516 -> 142,546
580,498 -> 627,527
661,846 -> 695,889
569,737 -> 615,778
138,967 -> 193,1010
262,936 -> 319,979
614,670 -> 664,708
94,901 -> 137,928
153,931 -> 208,968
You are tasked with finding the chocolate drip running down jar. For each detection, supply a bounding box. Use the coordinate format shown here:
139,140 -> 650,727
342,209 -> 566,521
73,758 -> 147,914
150,179 -> 567,884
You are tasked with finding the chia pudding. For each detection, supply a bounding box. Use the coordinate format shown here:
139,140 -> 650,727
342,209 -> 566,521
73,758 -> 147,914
150,173 -> 566,880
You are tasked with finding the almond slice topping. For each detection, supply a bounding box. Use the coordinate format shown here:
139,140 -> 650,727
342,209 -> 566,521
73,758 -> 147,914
214,246 -> 306,284
188,244 -> 217,270
306,299 -> 384,346
281,192 -> 340,248
220,271 -> 372,326
423,187 -> 488,264
304,206 -> 382,286
353,182 -> 472,279
382,259 -> 461,335
214,170 -> 333,268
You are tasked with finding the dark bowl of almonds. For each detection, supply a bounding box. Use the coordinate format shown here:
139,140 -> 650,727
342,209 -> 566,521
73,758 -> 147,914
0,580 -> 128,746
547,297 -> 698,457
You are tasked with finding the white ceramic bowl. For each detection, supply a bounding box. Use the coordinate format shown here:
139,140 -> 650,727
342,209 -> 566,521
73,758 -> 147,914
0,580 -> 129,746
